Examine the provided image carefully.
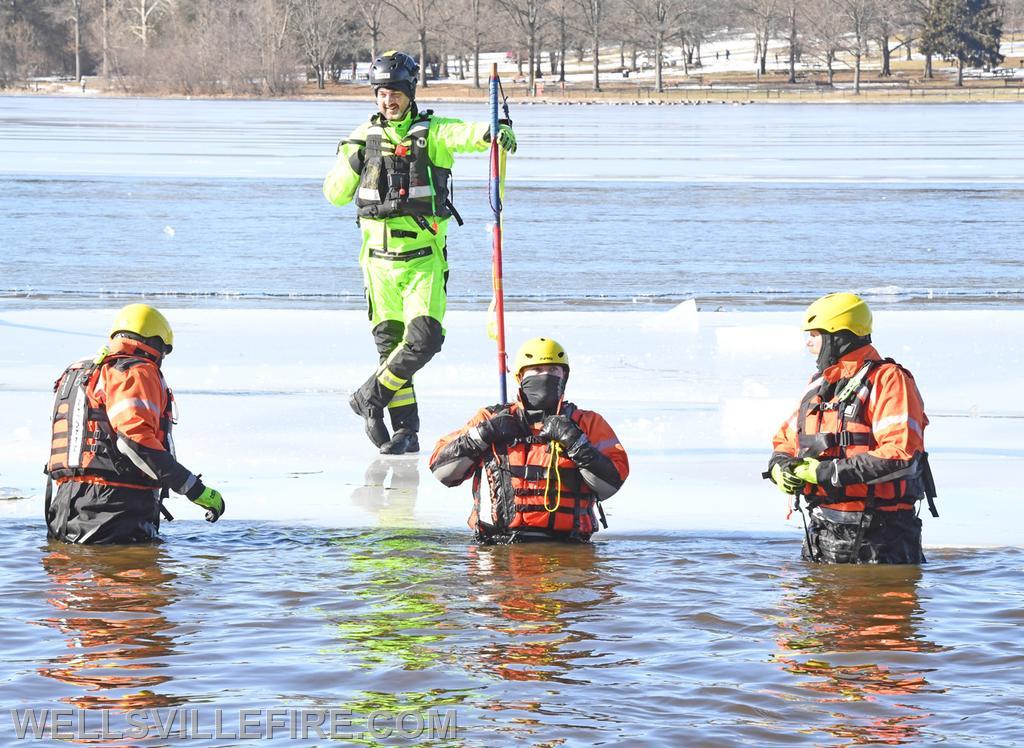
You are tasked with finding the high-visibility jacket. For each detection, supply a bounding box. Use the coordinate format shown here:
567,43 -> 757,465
46,337 -> 201,496
354,111 -> 454,221
430,402 -> 629,539
771,345 -> 929,512
323,104 -> 490,259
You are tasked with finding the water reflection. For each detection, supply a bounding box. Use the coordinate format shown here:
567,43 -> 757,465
350,458 -> 420,526
37,542 -> 184,712
465,543 -> 612,684
329,530 -> 447,671
773,564 -> 943,745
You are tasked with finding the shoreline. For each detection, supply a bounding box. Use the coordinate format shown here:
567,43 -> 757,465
7,75 -> 1024,106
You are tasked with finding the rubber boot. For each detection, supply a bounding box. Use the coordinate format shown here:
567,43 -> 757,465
380,428 -> 419,455
349,389 -> 390,448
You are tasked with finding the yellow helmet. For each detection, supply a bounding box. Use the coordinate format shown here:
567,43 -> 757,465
802,292 -> 872,336
512,337 -> 569,382
109,304 -> 174,350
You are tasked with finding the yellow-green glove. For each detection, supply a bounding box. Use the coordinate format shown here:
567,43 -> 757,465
192,486 -> 225,523
770,463 -> 804,494
792,459 -> 821,485
497,124 -> 517,154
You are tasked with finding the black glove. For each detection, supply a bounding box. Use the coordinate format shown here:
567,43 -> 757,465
474,411 -> 526,447
539,415 -> 586,453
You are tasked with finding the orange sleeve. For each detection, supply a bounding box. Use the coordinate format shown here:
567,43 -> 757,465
103,363 -> 167,452
430,408 -> 493,464
771,407 -> 800,457
865,364 -> 927,462
576,410 -> 629,484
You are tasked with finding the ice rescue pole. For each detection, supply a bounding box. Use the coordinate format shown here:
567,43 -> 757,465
489,62 -> 510,404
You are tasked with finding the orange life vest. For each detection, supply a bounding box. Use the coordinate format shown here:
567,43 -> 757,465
796,358 -> 922,510
47,352 -> 173,489
477,405 -> 601,538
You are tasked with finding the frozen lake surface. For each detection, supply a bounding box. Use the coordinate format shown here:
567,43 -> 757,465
2,96 -> 1023,309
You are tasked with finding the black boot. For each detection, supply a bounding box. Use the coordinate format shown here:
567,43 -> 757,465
349,392 -> 390,448
380,428 -> 419,455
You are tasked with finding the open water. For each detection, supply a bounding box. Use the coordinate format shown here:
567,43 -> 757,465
3,96 -> 1024,745
1,521 -> 1023,746
1,96 -> 1023,309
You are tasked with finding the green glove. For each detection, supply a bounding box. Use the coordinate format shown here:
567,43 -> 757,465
770,463 -> 804,494
497,124 -> 517,154
192,486 -> 225,523
792,459 -> 821,485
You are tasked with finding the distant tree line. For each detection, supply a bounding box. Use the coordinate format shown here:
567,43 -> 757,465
1,0 -> 1020,94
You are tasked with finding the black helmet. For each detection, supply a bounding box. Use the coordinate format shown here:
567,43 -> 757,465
369,50 -> 419,99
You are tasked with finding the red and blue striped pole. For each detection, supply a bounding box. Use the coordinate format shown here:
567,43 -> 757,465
489,62 -> 509,405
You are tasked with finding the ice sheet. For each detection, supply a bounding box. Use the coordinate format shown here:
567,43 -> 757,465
1,305 -> 1020,547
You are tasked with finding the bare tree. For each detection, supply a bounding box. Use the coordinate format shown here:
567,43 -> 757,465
444,0 -> 493,87
906,0 -> 936,76
293,0 -> 349,88
126,0 -> 171,51
359,0 -> 388,61
737,0 -> 779,74
495,0 -> 549,94
576,0 -> 605,90
677,0 -> 720,74
836,0 -> 876,93
385,0 -> 439,88
803,0 -> 845,84
68,0 -> 84,81
875,0 -> 914,76
784,0 -> 798,82
627,0 -> 685,92
248,0 -> 298,94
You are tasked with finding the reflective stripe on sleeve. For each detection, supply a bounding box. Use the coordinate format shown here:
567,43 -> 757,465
106,397 -> 161,421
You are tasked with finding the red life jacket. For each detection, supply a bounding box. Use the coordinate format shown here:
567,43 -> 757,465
478,405 -> 601,538
47,352 -> 173,489
796,358 -> 922,510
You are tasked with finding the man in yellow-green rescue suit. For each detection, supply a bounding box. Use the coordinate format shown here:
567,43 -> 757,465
324,50 -> 517,455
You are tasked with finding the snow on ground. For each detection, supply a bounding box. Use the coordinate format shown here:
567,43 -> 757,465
2,305 -> 1020,547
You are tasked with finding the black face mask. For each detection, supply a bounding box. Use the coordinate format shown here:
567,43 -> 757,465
519,373 -> 565,413
816,330 -> 872,373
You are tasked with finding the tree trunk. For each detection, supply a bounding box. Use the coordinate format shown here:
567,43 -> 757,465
592,31 -> 600,90
102,0 -> 109,79
473,41 -> 481,88
956,57 -> 963,87
528,32 -> 536,94
787,5 -> 797,84
759,28 -> 769,74
371,29 -> 380,61
631,44 -> 638,71
655,35 -> 664,92
924,52 -> 932,79
317,64 -> 325,89
73,0 -> 82,82
619,41 -> 624,69
880,36 -> 891,76
419,28 -> 428,88
826,51 -> 834,85
854,51 -> 861,94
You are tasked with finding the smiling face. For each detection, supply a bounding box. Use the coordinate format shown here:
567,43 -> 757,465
376,87 -> 411,121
